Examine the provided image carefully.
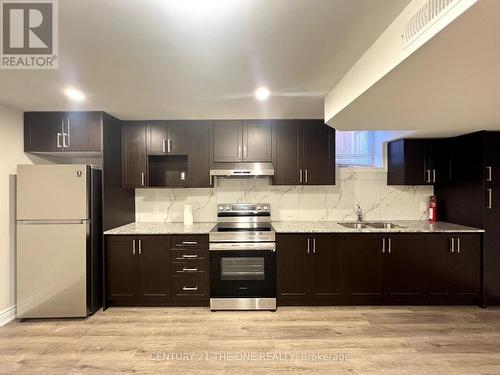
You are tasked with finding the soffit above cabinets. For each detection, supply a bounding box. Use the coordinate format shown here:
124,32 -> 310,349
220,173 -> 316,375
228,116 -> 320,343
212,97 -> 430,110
325,0 -> 500,138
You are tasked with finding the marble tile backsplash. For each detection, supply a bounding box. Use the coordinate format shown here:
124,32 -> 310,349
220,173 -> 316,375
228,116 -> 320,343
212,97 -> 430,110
135,169 -> 433,223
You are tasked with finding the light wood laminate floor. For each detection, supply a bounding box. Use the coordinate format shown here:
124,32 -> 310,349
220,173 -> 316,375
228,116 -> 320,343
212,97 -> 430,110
1,306 -> 500,374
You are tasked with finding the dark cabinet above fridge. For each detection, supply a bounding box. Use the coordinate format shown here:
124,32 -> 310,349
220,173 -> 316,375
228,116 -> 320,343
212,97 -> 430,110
24,111 -> 103,153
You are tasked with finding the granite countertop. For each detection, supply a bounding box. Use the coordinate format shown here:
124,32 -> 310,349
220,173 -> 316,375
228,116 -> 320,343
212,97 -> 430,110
271,221 -> 484,233
104,222 -> 217,235
104,220 -> 483,235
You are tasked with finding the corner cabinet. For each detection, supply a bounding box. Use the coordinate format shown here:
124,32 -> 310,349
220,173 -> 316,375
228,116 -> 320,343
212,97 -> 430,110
24,111 -> 102,152
272,120 -> 335,185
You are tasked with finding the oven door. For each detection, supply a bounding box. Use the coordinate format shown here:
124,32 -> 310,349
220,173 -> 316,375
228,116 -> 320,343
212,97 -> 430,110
210,242 -> 276,298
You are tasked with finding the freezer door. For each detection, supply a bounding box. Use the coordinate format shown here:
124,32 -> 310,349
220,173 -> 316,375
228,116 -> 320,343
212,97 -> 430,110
16,222 -> 88,318
17,164 -> 89,220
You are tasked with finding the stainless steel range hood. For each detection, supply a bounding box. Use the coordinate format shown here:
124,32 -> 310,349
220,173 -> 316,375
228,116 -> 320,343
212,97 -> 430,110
210,163 -> 274,178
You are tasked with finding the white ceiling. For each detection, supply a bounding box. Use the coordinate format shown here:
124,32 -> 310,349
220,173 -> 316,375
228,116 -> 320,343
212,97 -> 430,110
327,0 -> 500,137
0,0 -> 410,120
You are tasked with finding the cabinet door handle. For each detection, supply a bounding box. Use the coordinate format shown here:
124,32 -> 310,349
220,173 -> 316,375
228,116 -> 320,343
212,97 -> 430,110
426,169 -> 431,183
238,145 -> 242,159
312,238 -> 316,254
141,172 -> 145,187
456,237 -> 461,254
387,238 -> 391,254
487,189 -> 493,209
182,241 -> 198,245
432,170 -> 436,183
168,138 -> 172,153
381,238 -> 386,253
182,286 -> 198,291
66,116 -> 70,148
181,268 -> 198,272
305,169 -> 308,184
162,139 -> 166,153
306,238 -> 310,254
132,239 -> 136,255
243,145 -> 247,159
450,237 -> 455,253
182,254 -> 198,259
57,133 -> 63,148
487,166 -> 492,182
299,169 -> 303,184
138,239 -> 142,255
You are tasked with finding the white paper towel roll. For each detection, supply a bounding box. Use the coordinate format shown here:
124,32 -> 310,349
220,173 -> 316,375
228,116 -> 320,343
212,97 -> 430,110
183,204 -> 193,226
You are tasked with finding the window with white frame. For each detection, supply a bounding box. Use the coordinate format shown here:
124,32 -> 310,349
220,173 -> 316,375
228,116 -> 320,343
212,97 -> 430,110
336,130 -> 413,168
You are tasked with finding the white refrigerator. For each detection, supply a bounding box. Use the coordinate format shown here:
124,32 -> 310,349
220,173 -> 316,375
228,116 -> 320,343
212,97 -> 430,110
16,164 -> 102,318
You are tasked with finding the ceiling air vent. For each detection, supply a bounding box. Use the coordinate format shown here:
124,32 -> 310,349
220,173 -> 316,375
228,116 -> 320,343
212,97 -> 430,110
403,0 -> 462,48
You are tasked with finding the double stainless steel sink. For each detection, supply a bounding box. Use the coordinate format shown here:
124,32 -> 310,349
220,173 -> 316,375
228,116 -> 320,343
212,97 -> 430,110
338,222 -> 404,229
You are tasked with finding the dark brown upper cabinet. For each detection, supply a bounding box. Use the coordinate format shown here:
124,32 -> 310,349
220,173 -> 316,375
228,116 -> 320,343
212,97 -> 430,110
272,120 -> 335,185
187,121 -> 213,188
146,121 -> 188,155
212,120 -> 272,163
387,138 -> 449,186
302,120 -> 336,185
122,121 -> 147,189
242,120 -> 272,162
24,111 -> 102,152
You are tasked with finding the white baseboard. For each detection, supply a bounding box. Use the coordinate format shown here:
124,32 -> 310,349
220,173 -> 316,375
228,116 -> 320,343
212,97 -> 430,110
0,305 -> 16,327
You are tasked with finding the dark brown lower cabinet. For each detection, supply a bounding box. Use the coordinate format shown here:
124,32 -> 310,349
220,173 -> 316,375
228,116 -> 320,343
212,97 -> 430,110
346,235 -> 384,302
425,234 -> 481,304
105,235 -> 170,306
277,234 -> 345,305
279,232 -> 480,306
105,234 -> 209,308
385,234 -> 425,303
106,236 -> 139,303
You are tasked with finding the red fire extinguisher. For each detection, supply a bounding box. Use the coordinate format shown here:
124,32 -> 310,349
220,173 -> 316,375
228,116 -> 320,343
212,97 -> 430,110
429,196 -> 437,223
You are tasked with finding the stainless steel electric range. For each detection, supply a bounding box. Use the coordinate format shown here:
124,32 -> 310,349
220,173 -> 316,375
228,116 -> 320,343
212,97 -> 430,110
209,203 -> 276,311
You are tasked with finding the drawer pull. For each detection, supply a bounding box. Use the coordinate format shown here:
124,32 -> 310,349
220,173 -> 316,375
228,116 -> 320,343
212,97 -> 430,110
181,254 -> 198,259
181,241 -> 198,245
181,267 -> 198,272
182,286 -> 198,291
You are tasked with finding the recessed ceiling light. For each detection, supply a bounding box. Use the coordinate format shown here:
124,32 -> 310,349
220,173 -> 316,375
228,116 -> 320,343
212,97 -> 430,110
255,87 -> 270,101
64,87 -> 85,102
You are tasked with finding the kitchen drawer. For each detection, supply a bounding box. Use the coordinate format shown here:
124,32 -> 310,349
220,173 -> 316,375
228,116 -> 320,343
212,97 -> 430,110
172,275 -> 209,297
171,235 -> 208,250
172,261 -> 209,275
171,248 -> 208,261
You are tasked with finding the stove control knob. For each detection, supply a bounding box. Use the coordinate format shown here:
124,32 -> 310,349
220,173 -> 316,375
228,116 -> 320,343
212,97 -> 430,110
257,206 -> 261,210
226,206 -> 231,211
263,206 -> 268,210
219,206 -> 224,211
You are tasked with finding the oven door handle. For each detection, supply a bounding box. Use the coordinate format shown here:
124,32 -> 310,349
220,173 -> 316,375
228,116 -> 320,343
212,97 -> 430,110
209,242 -> 276,252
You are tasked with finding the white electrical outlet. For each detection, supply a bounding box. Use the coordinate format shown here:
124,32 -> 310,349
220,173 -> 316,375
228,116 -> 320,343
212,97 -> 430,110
153,205 -> 160,214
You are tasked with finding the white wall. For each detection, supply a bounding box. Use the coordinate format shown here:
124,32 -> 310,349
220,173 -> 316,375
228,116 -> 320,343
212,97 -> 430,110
0,104 -> 30,319
136,168 -> 433,223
